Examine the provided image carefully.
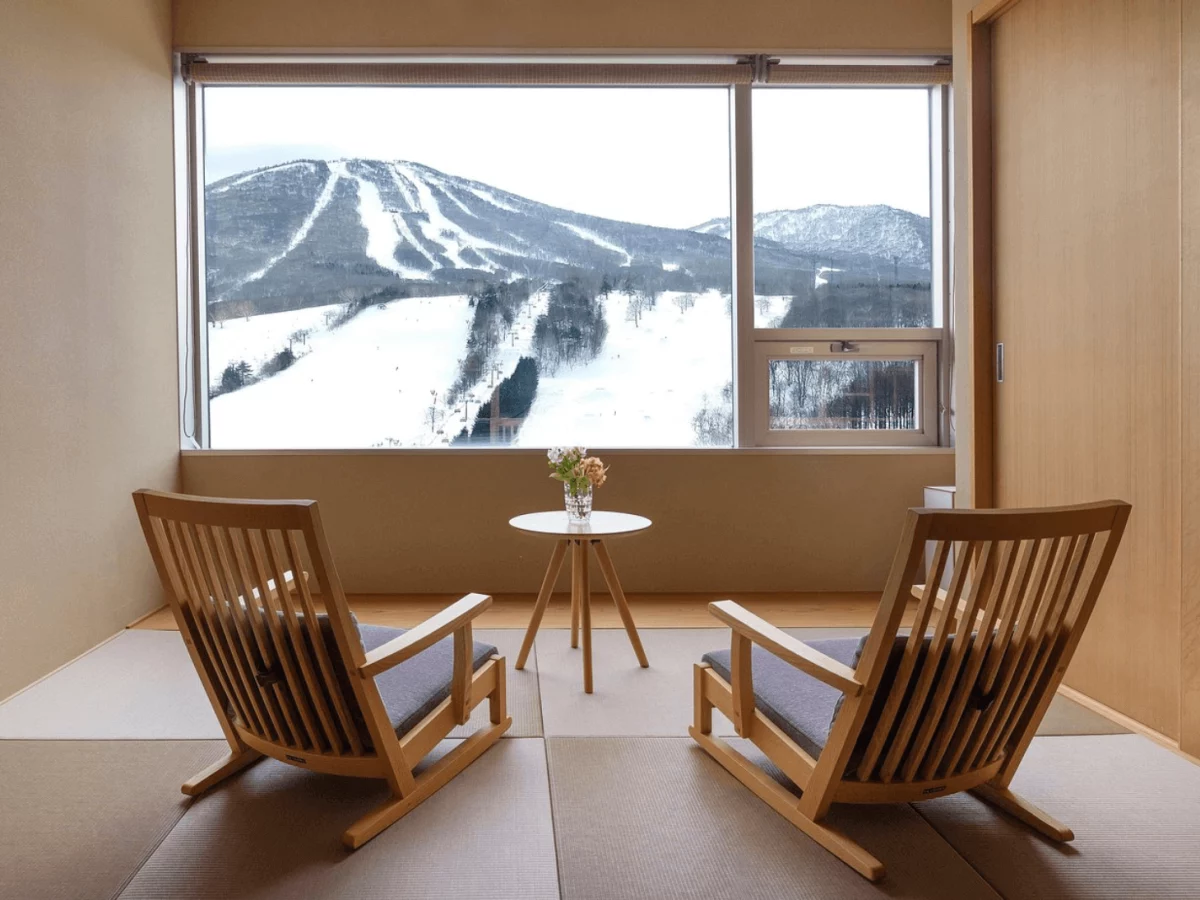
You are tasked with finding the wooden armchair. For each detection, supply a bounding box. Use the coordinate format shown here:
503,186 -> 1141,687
133,489 -> 510,849
691,500 -> 1130,882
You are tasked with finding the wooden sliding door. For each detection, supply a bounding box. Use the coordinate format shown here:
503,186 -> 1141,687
981,0 -> 1182,738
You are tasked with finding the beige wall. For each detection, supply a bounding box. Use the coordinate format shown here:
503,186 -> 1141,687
173,0 -> 952,53
182,450 -> 954,594
0,0 -> 178,698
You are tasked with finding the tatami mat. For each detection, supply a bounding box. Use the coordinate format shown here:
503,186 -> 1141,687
0,629 -> 540,740
1040,694 -> 1129,736
536,628 -> 1122,738
118,738 -> 559,900
0,631 -> 224,739
546,736 -> 1002,899
536,627 -> 863,736
0,740 -> 228,900
915,735 -> 1200,899
451,630 -> 542,738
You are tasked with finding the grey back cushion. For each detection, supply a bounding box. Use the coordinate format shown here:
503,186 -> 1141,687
703,633 -> 982,771
225,611 -> 497,751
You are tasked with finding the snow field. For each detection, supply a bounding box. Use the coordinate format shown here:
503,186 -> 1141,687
208,302 -> 343,384
209,295 -> 474,448
208,289 -> 734,449
516,290 -> 732,448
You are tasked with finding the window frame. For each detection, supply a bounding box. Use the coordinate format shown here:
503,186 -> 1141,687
734,82 -> 951,448
179,58 -> 951,451
752,339 -> 940,447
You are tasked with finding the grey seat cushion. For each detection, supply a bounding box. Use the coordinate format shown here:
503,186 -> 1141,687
357,623 -> 498,737
703,637 -> 866,758
703,632 -> 990,771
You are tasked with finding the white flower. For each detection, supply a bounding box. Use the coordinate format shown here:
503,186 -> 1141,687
548,447 -> 565,464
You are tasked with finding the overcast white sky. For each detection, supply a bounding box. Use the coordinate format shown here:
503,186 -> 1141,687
205,87 -> 931,228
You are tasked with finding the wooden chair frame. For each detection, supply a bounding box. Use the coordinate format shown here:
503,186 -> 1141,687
690,500 -> 1131,881
133,489 -> 511,849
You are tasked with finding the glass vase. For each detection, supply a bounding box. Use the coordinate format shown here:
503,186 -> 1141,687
564,483 -> 594,523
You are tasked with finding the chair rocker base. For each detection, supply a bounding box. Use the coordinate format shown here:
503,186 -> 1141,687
970,782 -> 1074,842
180,655 -> 512,851
182,747 -> 265,796
689,726 -> 886,882
344,716 -> 512,849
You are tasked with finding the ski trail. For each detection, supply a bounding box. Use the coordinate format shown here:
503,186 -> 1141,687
394,162 -> 508,271
465,185 -> 520,213
557,222 -> 633,266
231,165 -> 340,293
388,166 -> 421,211
427,175 -> 477,217
340,166 -> 433,279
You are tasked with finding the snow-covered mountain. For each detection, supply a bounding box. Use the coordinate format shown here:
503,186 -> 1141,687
205,158 -> 808,315
693,204 -> 931,270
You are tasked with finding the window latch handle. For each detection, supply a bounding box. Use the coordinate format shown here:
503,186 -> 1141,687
830,340 -> 859,353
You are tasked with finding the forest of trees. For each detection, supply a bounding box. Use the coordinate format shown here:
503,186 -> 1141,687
454,356 -> 540,444
534,278 -> 609,374
767,359 -> 916,431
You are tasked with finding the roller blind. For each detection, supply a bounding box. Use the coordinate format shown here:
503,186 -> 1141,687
770,64 -> 951,85
185,59 -> 951,87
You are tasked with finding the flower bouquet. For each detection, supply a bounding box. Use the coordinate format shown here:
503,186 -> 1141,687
547,446 -> 608,523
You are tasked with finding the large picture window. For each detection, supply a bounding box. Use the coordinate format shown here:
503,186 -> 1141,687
185,61 -> 949,450
202,86 -> 733,449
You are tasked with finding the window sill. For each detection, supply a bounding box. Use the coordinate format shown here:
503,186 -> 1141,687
181,446 -> 954,458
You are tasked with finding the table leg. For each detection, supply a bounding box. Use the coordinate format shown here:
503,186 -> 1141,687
580,540 -> 593,693
593,540 -> 650,668
516,539 -> 568,670
570,542 -> 581,649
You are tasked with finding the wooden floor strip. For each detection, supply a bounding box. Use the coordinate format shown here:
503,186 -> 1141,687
130,592 -> 890,631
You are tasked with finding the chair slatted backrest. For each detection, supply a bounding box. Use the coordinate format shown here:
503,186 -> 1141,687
133,490 -> 380,758
849,500 -> 1130,785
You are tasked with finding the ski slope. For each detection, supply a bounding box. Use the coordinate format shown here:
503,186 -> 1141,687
208,290 -> 734,449
515,291 -> 731,448
208,303 -> 342,381
209,296 -> 474,448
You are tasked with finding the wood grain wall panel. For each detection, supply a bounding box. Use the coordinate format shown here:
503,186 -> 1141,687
1182,0 -> 1200,756
989,0 -> 1182,738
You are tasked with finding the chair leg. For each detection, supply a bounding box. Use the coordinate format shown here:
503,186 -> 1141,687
690,727 -> 885,882
489,654 -> 508,725
971,782 -> 1074,842
342,718 -> 510,849
694,663 -> 713,735
182,747 -> 263,797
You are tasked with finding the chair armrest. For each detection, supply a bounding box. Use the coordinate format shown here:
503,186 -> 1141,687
358,593 -> 492,678
708,600 -> 863,697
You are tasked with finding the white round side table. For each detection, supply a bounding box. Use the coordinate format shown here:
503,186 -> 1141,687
510,511 -> 652,693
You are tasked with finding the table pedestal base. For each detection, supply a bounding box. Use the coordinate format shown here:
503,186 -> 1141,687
515,537 -> 649,693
